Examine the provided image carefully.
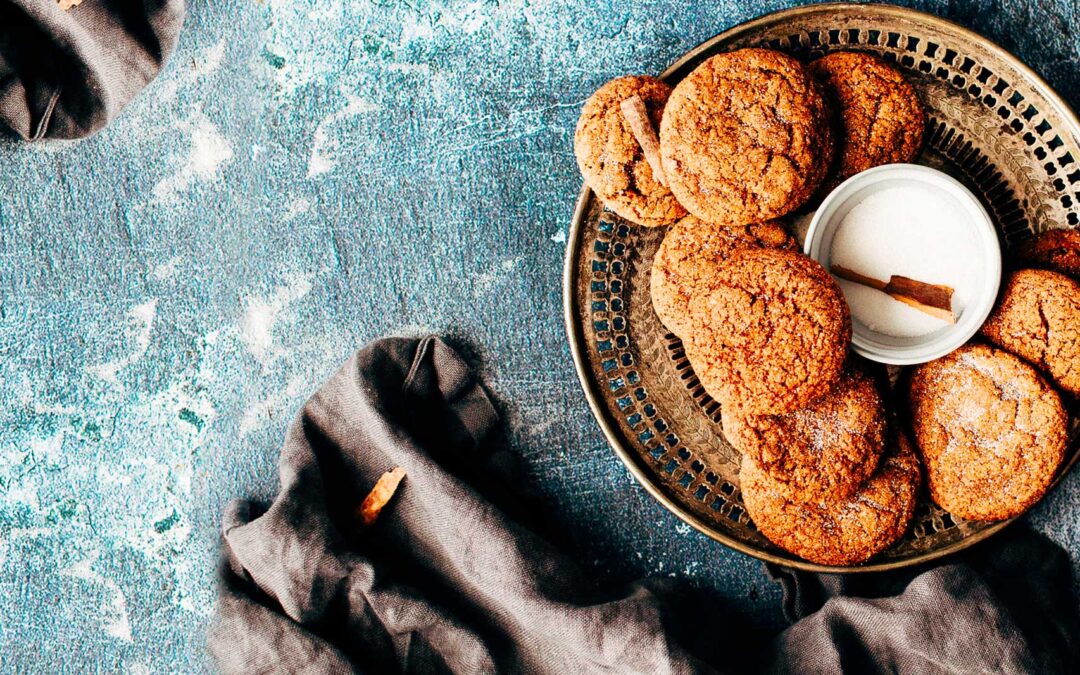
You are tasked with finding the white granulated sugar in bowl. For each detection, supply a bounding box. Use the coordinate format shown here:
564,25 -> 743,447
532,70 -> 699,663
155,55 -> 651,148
829,185 -> 979,338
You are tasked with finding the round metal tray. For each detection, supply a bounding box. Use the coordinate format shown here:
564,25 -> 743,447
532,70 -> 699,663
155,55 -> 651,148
563,3 -> 1080,572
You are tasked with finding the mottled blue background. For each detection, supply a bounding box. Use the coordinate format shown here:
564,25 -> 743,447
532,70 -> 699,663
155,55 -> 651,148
1,0 -> 1078,671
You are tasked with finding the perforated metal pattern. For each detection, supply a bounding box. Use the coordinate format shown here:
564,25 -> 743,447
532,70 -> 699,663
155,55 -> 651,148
564,4 -> 1080,572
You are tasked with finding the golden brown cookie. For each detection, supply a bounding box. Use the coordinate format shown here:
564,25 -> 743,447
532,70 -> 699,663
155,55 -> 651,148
979,269 -> 1080,397
574,75 -> 688,227
809,51 -> 924,187
685,249 -> 851,415
740,430 -> 920,566
659,48 -> 833,227
1012,228 -> 1080,281
908,343 -> 1066,521
723,365 -> 886,503
649,215 -> 796,338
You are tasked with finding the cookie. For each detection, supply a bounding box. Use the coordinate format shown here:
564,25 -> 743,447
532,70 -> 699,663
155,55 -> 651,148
659,48 -> 833,227
685,248 -> 851,415
1012,228 -> 1080,281
809,51 -> 924,186
979,268 -> 1080,397
650,215 -> 796,337
575,75 -> 688,227
909,343 -> 1066,521
740,430 -> 920,566
723,365 -> 886,503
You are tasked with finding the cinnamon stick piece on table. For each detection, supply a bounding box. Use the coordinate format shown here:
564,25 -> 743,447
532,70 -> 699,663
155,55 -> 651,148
620,95 -> 667,186
358,467 -> 407,527
831,264 -> 957,324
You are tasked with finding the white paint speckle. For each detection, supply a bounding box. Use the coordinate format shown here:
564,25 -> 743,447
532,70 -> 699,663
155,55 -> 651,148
526,418 -> 557,436
5,476 -> 39,509
155,40 -> 227,102
550,229 -> 566,244
87,299 -> 158,384
387,322 -> 440,339
399,17 -> 437,44
239,273 -> 314,366
151,257 -> 181,281
386,62 -> 433,76
283,196 -> 313,221
238,375 -> 309,437
307,94 -> 380,178
32,402 -> 80,415
96,463 -> 134,488
27,139 -> 82,154
473,257 -> 522,294
28,430 -> 65,461
197,40 -> 227,78
152,110 -> 234,204
60,550 -> 133,643
145,379 -> 218,445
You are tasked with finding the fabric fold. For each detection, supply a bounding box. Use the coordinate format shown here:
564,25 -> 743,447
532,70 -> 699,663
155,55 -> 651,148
211,335 -> 1080,674
0,0 -> 184,140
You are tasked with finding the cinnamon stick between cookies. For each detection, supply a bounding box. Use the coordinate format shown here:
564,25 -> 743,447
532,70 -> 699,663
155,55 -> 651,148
620,95 -> 667,186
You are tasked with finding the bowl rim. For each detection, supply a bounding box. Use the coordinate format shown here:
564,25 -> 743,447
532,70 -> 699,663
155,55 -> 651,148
805,163 -> 1003,366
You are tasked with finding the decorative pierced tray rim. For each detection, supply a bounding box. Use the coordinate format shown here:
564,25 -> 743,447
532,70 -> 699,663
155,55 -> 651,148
562,2 -> 1080,573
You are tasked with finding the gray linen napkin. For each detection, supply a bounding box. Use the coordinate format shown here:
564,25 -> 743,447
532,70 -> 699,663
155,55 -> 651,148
209,336 -> 1080,674
0,0 -> 183,140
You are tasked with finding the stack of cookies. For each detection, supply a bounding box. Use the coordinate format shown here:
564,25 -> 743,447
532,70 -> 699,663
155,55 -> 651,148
575,47 -> 1078,566
575,48 -> 927,565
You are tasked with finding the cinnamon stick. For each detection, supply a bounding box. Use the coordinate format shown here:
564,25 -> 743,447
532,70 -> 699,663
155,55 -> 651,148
831,264 -> 957,324
358,467 -> 407,527
887,275 -> 954,312
890,294 -> 957,323
830,265 -> 888,292
620,95 -> 667,186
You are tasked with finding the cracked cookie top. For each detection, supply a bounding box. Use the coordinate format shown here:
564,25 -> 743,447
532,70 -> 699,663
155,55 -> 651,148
649,215 -> 795,338
909,343 -> 1067,521
659,48 -> 833,227
574,75 -> 688,227
1012,228 -> 1080,281
723,364 -> 886,503
740,429 -> 920,566
685,248 -> 851,416
980,268 -> 1080,397
809,51 -> 925,187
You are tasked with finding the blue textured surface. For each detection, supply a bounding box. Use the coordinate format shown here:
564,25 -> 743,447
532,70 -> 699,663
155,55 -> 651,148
2,0 -> 1079,670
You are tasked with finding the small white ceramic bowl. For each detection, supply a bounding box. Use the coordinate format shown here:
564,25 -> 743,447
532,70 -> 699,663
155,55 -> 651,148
804,164 -> 1002,366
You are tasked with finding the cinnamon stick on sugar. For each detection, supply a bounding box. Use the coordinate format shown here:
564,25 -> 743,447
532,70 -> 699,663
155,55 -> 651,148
831,264 -> 957,324
620,95 -> 667,186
